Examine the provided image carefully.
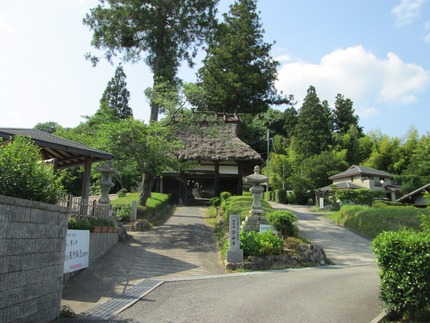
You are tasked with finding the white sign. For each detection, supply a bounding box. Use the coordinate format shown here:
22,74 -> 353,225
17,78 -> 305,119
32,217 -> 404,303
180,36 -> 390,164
259,224 -> 279,235
64,229 -> 90,274
229,214 -> 241,250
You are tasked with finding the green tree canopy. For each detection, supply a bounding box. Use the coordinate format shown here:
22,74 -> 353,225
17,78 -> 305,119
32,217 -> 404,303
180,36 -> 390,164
196,0 -> 291,114
84,0 -> 218,121
96,64 -> 132,122
293,86 -> 334,158
333,94 -> 362,135
97,118 -> 184,206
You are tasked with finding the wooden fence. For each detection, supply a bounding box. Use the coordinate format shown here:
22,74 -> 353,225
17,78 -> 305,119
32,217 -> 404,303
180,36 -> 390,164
57,194 -> 112,217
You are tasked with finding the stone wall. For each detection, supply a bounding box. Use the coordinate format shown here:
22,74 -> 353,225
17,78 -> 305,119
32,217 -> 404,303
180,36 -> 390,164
0,195 -> 69,323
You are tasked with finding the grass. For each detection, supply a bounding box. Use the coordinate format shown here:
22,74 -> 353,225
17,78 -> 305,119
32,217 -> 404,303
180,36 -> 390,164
111,192 -> 169,209
326,205 -> 428,239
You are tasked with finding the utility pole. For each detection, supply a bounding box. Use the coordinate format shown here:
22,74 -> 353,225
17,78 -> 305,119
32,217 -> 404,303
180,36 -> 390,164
266,129 -> 270,193
271,138 -> 285,190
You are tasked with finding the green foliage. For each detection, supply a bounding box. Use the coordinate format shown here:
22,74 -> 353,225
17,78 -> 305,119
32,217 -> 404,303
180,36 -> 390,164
333,94 -> 362,135
266,210 -> 297,239
275,189 -> 287,204
113,204 -> 131,222
293,86 -> 334,158
0,136 -> 63,204
299,151 -> 348,189
99,64 -> 132,120
33,121 -> 62,134
197,0 -> 292,114
334,188 -> 385,206
328,205 -> 426,238
210,197 -> 222,207
372,230 -> 430,318
68,216 -> 116,230
240,230 -> 283,257
419,213 -> 430,232
84,0 -> 218,121
220,191 -> 232,201
117,188 -> 128,198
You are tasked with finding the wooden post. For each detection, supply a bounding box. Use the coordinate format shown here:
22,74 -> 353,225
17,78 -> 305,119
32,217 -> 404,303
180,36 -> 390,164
81,157 -> 92,201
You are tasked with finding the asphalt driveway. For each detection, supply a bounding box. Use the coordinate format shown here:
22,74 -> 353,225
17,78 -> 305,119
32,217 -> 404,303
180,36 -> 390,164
268,202 -> 376,266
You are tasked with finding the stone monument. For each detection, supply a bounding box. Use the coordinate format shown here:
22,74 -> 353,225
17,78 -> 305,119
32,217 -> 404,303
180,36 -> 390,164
242,165 -> 269,232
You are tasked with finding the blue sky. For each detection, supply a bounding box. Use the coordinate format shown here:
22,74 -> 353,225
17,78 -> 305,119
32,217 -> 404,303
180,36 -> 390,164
0,0 -> 429,138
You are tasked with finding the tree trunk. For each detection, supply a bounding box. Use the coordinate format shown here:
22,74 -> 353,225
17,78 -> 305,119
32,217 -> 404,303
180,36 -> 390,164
150,101 -> 159,122
139,172 -> 153,206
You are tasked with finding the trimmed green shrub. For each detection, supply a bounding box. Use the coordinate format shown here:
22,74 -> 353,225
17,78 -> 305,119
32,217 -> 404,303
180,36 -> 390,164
240,230 -> 283,257
68,216 -> 92,230
334,188 -> 385,206
0,136 -> 64,204
372,230 -> 430,318
220,191 -> 232,201
210,197 -> 222,207
113,204 -> 131,222
266,210 -> 298,239
117,188 -> 128,198
275,189 -> 287,204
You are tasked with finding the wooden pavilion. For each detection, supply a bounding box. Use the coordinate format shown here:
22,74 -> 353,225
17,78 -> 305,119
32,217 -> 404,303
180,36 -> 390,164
0,128 -> 113,200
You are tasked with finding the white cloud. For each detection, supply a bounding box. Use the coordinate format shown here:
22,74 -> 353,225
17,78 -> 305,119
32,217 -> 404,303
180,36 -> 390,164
391,0 -> 426,26
275,45 -> 430,119
0,14 -> 13,33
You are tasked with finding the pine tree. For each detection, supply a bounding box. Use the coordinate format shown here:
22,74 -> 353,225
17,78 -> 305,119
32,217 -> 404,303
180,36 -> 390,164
99,65 -> 132,120
333,94 -> 362,135
293,86 -> 334,158
197,0 -> 291,114
84,0 -> 218,121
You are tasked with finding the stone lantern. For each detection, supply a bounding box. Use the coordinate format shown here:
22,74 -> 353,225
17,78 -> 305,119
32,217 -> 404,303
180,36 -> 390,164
242,165 -> 269,232
95,161 -> 115,205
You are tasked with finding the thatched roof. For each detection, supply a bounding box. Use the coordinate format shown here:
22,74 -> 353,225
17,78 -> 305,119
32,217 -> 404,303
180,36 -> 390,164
171,121 -> 262,162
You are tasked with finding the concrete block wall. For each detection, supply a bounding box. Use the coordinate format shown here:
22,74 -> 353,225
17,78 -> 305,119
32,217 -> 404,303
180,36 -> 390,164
89,232 -> 118,264
0,195 -> 69,323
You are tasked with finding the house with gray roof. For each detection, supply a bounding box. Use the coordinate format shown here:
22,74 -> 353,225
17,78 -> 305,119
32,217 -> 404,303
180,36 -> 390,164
397,183 -> 430,207
315,165 -> 401,203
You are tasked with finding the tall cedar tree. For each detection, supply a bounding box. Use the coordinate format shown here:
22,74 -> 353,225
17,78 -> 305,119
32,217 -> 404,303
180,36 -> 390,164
293,86 -> 334,158
99,65 -> 132,120
197,0 -> 290,114
333,94 -> 363,135
83,0 -> 218,121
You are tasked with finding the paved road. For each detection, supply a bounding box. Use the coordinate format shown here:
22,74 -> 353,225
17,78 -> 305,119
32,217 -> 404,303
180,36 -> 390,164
268,203 -> 376,266
116,266 -> 381,323
61,206 -> 224,314
112,204 -> 381,323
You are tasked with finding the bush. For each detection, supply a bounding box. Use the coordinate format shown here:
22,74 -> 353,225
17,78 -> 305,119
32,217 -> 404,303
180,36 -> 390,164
328,205 -> 424,239
220,191 -> 232,201
210,197 -> 222,207
117,188 -> 128,198
372,230 -> 430,319
334,188 -> 385,206
68,216 -> 92,230
266,210 -> 298,239
0,136 -> 63,204
275,189 -> 287,204
240,230 -> 283,257
113,204 -> 131,222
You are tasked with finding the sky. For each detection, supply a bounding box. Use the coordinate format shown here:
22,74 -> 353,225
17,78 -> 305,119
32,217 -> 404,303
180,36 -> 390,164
0,0 -> 429,138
